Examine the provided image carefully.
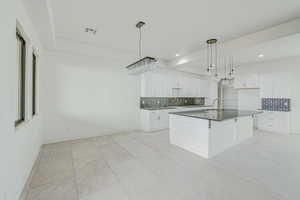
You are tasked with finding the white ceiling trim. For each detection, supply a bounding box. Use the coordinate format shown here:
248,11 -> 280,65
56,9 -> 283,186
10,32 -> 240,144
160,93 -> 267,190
170,18 -> 300,67
45,0 -> 57,48
22,0 -> 300,69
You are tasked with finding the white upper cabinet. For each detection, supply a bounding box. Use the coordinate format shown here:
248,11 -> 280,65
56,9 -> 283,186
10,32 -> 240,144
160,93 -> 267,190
141,72 -> 209,97
259,73 -> 290,98
259,73 -> 273,98
234,74 -> 260,89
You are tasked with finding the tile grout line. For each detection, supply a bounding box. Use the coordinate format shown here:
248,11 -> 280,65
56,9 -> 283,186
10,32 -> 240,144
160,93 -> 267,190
99,146 -> 132,200
70,145 -> 80,200
130,131 -> 287,200
20,145 -> 43,200
25,148 -> 74,190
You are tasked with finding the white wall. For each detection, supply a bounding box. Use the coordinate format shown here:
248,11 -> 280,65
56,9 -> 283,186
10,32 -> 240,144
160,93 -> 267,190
41,51 -> 141,143
0,0 -> 43,199
237,57 -> 300,134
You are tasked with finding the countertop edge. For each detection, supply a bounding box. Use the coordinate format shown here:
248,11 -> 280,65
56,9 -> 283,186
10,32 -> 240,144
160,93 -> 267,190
141,105 -> 214,111
169,110 -> 263,121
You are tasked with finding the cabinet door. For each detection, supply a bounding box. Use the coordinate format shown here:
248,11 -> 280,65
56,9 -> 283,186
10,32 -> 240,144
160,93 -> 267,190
259,74 -> 273,98
257,112 -> 276,132
235,116 -> 253,143
197,79 -> 209,97
141,73 -> 151,97
149,111 -> 160,130
164,76 -> 173,97
246,74 -> 259,88
273,112 -> 290,134
183,78 -> 194,97
234,74 -> 259,89
152,73 -> 163,97
234,75 -> 245,88
159,109 -> 173,129
145,73 -> 155,97
272,73 -> 290,98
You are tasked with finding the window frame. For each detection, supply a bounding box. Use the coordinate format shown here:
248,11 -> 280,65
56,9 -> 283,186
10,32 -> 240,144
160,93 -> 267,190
32,52 -> 37,116
15,31 -> 26,126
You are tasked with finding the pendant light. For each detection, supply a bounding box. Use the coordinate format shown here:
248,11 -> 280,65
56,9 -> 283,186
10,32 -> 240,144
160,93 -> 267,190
228,56 -> 235,77
206,39 -> 218,77
126,21 -> 156,72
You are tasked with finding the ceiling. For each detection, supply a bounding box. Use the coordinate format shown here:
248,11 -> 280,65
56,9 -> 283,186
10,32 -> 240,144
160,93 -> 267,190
176,33 -> 300,74
23,0 -> 300,68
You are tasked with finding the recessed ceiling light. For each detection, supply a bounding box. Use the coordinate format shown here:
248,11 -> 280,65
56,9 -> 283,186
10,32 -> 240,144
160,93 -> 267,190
177,58 -> 188,65
258,54 -> 264,58
175,53 -> 180,57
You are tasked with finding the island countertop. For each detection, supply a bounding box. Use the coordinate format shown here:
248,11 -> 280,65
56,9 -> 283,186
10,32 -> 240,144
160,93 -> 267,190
169,109 -> 262,121
141,104 -> 213,111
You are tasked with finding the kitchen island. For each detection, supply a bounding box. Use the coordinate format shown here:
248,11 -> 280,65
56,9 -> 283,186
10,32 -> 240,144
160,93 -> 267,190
169,109 -> 260,158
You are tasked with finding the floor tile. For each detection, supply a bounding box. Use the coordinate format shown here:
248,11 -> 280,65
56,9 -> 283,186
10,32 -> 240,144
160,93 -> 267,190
26,178 -> 77,200
98,143 -> 134,166
25,130 -> 300,200
79,183 -> 128,200
74,156 -> 120,199
30,152 -> 74,188
71,142 -> 100,159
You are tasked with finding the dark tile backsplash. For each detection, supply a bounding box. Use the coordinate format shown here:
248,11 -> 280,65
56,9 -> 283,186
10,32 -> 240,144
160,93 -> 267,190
140,97 -> 205,109
262,98 -> 291,112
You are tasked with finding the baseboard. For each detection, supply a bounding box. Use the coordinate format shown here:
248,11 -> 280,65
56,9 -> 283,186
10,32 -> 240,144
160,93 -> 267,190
18,145 -> 43,200
44,129 -> 143,145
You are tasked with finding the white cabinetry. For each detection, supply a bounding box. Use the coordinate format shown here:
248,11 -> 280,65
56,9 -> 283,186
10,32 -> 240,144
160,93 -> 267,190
259,73 -> 290,98
141,107 -> 210,132
257,111 -> 290,134
234,74 -> 259,89
141,109 -> 174,132
259,74 -> 273,98
170,114 -> 253,158
234,116 -> 253,143
141,72 -> 209,97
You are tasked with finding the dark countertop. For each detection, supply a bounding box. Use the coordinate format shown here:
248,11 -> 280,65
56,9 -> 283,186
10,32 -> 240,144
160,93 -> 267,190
141,105 -> 213,111
169,109 -> 262,121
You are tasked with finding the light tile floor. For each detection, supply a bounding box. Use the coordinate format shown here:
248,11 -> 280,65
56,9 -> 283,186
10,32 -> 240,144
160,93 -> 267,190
25,130 -> 300,200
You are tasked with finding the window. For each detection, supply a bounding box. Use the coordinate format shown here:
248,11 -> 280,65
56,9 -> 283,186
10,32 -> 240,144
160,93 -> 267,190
32,53 -> 37,116
16,31 -> 26,125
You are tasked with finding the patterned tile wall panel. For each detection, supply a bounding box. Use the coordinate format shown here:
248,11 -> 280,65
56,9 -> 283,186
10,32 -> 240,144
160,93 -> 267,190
140,97 -> 205,109
261,98 -> 291,112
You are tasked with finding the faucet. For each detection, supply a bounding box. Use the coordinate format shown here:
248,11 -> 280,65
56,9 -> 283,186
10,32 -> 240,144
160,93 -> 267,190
212,98 -> 219,106
212,98 -> 220,109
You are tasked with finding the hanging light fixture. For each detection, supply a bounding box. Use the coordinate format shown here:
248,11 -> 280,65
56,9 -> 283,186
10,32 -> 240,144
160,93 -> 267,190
205,39 -> 236,80
228,56 -> 235,78
126,21 -> 157,73
206,39 -> 218,77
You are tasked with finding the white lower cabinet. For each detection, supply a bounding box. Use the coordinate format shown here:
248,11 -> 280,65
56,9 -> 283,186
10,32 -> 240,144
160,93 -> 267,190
141,107 -> 210,132
257,111 -> 290,134
141,109 -> 174,132
234,116 -> 253,143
